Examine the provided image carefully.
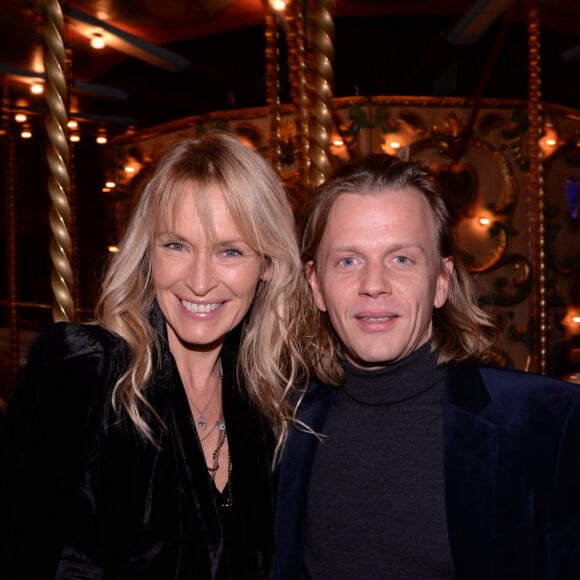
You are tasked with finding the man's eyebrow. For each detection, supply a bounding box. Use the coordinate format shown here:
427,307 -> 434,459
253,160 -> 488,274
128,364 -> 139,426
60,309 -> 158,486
326,243 -> 427,254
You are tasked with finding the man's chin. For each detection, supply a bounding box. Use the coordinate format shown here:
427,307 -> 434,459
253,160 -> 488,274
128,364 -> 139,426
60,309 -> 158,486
345,351 -> 402,370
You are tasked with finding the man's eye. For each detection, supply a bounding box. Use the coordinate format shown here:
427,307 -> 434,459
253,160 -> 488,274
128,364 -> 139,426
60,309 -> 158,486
339,257 -> 355,266
394,256 -> 410,264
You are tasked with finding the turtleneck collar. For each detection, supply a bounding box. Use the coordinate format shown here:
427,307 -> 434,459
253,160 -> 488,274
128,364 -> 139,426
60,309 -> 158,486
341,341 -> 443,406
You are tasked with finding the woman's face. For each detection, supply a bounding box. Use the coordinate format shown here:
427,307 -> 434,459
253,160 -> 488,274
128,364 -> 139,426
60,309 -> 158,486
151,187 -> 267,354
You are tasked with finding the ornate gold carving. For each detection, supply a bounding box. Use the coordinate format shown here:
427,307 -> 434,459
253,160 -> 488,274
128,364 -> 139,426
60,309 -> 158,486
527,7 -> 547,373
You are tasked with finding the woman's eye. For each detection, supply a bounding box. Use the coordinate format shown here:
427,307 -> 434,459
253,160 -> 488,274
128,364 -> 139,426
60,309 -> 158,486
165,241 -> 183,250
223,248 -> 242,257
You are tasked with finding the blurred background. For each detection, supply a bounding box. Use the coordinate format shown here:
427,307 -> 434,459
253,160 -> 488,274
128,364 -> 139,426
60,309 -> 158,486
1,0 -> 580,399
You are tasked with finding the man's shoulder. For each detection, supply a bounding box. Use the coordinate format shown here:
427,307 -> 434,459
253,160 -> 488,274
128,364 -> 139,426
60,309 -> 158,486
452,363 -> 580,422
478,364 -> 578,394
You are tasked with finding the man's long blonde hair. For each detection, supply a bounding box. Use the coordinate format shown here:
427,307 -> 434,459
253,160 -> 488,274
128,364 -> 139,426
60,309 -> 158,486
95,131 -> 306,452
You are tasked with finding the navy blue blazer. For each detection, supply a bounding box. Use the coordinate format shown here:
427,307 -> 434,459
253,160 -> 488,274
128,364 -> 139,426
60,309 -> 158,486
274,364 -> 580,580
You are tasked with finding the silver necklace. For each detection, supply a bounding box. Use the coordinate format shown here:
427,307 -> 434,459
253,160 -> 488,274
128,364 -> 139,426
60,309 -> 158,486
190,360 -> 222,430
199,416 -> 225,442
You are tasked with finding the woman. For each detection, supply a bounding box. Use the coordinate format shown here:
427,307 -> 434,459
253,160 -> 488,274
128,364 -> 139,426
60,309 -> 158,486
0,131 -> 305,579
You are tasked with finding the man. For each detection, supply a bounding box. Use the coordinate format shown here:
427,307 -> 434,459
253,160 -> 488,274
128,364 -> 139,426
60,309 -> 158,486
275,154 -> 580,580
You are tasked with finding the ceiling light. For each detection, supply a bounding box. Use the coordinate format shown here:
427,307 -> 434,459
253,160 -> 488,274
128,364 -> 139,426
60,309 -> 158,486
90,32 -> 106,50
269,0 -> 287,11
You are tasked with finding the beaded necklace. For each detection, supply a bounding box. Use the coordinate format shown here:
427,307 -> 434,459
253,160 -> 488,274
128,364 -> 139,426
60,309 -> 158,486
207,416 -> 233,507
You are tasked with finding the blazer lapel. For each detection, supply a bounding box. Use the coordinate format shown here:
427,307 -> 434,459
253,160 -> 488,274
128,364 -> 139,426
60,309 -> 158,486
444,364 -> 499,580
274,383 -> 336,580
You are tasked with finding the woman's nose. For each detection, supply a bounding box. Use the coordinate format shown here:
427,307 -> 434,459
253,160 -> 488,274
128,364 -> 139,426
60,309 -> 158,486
187,254 -> 217,296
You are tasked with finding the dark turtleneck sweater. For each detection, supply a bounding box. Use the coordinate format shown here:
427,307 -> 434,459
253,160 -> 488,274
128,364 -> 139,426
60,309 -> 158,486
303,342 -> 455,580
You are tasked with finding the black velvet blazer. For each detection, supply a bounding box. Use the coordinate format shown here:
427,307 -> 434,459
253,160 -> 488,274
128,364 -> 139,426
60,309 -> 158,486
0,307 -> 276,579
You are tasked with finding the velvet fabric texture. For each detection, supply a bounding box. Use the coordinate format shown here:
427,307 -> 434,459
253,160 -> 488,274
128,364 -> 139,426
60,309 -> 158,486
0,306 -> 276,579
274,363 -> 580,580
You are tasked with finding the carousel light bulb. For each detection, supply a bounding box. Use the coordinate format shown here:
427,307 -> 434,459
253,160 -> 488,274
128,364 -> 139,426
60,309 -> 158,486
90,33 -> 106,50
270,0 -> 286,11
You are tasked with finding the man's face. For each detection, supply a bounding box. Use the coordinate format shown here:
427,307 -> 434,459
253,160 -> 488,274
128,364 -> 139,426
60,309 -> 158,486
307,188 -> 453,369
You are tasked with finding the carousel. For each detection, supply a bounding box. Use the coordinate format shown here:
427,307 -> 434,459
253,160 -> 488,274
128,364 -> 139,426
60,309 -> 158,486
1,0 -> 580,404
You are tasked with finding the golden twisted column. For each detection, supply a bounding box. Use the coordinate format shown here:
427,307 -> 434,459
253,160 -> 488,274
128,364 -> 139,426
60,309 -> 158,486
265,5 -> 283,176
527,6 -> 546,374
43,0 -> 75,322
287,0 -> 311,189
307,0 -> 335,188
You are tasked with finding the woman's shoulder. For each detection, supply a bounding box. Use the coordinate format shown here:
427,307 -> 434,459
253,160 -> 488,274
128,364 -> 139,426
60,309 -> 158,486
22,322 -> 127,372
5,324 -> 128,455
14,322 -> 128,404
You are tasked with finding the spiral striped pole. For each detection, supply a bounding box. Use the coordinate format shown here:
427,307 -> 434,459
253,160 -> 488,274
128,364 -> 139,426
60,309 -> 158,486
43,0 -> 75,322
287,0 -> 311,189
307,0 -> 335,189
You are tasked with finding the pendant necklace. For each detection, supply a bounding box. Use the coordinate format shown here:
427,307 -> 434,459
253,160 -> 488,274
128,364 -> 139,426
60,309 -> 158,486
190,360 -> 222,430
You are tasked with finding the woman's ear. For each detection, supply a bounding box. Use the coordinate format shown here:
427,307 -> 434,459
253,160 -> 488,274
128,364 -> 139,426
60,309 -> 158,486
260,259 -> 273,283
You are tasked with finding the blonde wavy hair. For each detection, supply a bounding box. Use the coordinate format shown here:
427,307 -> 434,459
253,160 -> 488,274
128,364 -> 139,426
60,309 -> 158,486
95,131 -> 306,453
298,153 -> 499,386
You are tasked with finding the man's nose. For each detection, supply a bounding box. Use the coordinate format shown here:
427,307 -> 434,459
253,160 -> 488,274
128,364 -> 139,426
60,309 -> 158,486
359,262 -> 392,297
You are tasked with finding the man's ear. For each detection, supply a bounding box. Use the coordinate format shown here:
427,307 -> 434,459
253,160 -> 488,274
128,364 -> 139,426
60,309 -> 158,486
306,260 -> 328,312
434,256 -> 454,309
